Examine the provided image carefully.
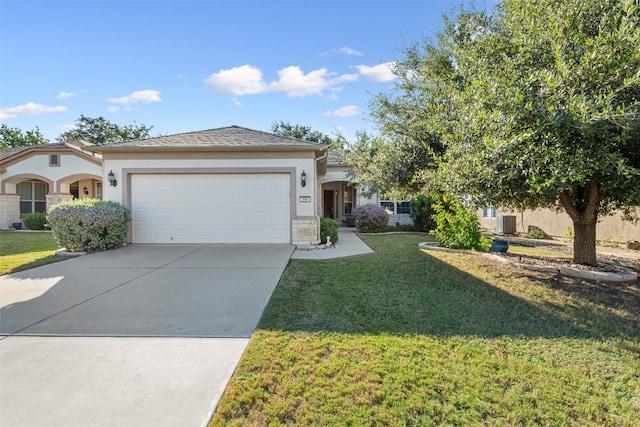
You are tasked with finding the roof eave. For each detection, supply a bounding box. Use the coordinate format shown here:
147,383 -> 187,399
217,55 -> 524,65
85,145 -> 327,153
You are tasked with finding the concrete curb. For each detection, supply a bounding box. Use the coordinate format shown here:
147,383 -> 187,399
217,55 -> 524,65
419,242 -> 638,283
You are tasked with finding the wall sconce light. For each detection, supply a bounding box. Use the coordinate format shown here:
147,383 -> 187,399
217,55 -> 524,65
301,170 -> 307,187
107,170 -> 118,187
83,186 -> 89,195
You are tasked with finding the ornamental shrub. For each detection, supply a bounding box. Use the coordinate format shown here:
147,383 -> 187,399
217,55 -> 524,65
410,194 -> 437,232
352,204 -> 389,233
320,217 -> 339,245
47,199 -> 131,252
431,195 -> 491,251
23,212 -> 48,230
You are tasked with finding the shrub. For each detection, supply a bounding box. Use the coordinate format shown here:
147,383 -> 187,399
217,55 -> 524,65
410,194 -> 437,232
523,226 -> 546,239
431,195 -> 491,251
47,199 -> 130,252
352,204 -> 389,233
320,217 -> 339,245
23,212 -> 48,230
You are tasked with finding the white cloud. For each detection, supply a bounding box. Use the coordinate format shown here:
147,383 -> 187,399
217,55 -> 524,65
57,91 -> 76,99
205,65 -> 267,95
205,65 -> 357,98
232,97 -> 243,107
356,62 -> 397,82
336,46 -> 364,56
106,89 -> 162,104
0,102 -> 67,120
268,66 -> 329,97
323,105 -> 361,117
106,106 -> 120,113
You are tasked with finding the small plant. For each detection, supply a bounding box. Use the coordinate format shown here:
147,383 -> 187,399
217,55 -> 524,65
409,194 -> 437,232
430,195 -> 491,251
47,199 -> 130,252
320,217 -> 339,245
598,236 -> 623,248
352,205 -> 389,233
23,212 -> 48,230
562,227 -> 573,243
523,226 -> 546,240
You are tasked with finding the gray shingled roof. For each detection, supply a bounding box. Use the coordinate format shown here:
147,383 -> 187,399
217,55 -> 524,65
327,149 -> 347,166
85,126 -> 327,152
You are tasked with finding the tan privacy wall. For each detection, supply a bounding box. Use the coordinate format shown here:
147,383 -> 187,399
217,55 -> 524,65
479,209 -> 640,243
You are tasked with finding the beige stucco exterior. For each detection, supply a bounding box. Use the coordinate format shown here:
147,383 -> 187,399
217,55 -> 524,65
479,208 -> 640,244
99,149 -> 322,245
0,143 -> 102,229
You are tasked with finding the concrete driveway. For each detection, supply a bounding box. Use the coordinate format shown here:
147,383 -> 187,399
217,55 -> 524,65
0,243 -> 293,427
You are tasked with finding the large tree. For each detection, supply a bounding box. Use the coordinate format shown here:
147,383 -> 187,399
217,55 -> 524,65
0,124 -> 49,148
369,0 -> 640,265
57,115 -> 153,144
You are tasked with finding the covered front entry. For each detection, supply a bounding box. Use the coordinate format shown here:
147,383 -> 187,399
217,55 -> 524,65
130,173 -> 291,244
321,181 -> 356,226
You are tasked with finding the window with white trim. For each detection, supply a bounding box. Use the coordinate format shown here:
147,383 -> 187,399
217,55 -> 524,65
19,181 -> 47,214
482,206 -> 498,219
380,200 -> 411,215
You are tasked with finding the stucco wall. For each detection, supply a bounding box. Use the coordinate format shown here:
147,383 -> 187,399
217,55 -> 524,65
102,153 -> 320,244
479,208 -> 640,243
1,153 -> 102,194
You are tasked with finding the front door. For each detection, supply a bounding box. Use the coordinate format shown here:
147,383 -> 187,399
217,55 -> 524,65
323,190 -> 334,218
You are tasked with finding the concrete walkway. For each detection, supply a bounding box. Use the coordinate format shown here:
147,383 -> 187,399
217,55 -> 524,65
0,244 -> 293,427
291,227 -> 373,260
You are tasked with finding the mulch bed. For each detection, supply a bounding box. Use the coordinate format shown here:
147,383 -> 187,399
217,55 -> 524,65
496,252 -> 632,274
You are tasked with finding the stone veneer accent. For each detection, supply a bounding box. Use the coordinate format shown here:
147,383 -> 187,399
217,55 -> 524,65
292,217 -> 320,245
0,195 -> 20,229
46,194 -> 73,209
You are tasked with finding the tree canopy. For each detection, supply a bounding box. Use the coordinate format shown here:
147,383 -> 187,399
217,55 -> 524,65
271,120 -> 339,147
57,115 -> 153,144
366,0 -> 640,265
0,124 -> 49,148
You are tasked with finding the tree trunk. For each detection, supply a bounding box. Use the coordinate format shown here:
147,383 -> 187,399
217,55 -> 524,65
559,182 -> 600,266
572,218 -> 598,266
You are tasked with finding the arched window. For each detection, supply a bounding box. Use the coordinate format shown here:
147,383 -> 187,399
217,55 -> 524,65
19,181 -> 47,214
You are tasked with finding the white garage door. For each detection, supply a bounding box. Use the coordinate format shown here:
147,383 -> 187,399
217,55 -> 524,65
131,174 -> 291,244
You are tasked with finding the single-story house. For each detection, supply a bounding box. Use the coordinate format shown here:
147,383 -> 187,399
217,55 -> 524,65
0,141 -> 103,228
78,126 -> 378,245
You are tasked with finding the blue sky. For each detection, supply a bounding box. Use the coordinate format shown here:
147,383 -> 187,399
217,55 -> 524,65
1,1 -> 497,142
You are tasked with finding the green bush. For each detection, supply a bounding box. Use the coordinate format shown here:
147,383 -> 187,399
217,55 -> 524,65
431,195 -> 491,251
23,212 -> 48,230
352,205 -> 389,233
47,199 -> 130,252
523,226 -> 546,239
320,217 -> 339,245
410,194 -> 437,232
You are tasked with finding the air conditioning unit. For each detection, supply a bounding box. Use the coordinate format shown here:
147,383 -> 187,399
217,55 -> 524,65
497,215 -> 517,235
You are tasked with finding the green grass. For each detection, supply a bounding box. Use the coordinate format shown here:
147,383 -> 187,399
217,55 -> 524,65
211,233 -> 640,426
0,231 -> 67,275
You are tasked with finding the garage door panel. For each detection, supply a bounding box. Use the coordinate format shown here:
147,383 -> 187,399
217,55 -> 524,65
131,174 -> 291,244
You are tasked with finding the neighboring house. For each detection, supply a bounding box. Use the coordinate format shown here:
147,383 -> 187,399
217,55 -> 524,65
479,207 -> 640,242
84,126 -> 375,245
0,141 -> 103,229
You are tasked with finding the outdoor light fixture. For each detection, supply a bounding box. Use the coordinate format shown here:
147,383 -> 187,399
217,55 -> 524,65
83,186 -> 89,195
107,170 -> 117,187
301,170 -> 307,187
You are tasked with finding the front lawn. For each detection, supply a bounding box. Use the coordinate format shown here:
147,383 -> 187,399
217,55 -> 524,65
211,233 -> 640,426
0,231 -> 66,275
